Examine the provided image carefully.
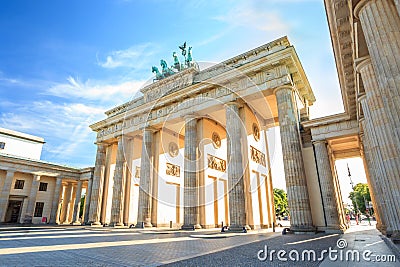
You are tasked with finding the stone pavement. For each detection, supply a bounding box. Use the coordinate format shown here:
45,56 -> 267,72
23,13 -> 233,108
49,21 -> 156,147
0,222 -> 398,266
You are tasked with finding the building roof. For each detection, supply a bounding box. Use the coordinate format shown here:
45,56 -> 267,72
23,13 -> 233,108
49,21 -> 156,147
0,127 -> 45,144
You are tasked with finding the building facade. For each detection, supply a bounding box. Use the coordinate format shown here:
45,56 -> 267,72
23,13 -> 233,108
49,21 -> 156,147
0,128 -> 94,225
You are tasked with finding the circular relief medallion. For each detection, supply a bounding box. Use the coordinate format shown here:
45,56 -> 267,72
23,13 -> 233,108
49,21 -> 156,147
168,142 -> 179,157
212,132 -> 221,149
253,123 -> 260,141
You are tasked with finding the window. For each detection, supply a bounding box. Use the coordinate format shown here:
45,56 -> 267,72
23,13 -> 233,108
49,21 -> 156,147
34,202 -> 44,217
39,182 -> 48,192
14,180 -> 25,189
0,142 -> 5,149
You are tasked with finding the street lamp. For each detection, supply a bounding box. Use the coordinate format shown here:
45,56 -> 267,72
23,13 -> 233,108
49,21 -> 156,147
348,164 -> 360,223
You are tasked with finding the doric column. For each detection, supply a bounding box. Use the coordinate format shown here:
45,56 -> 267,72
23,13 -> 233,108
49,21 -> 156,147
0,170 -> 15,222
110,136 -> 126,227
395,0 -> 400,17
274,87 -> 313,231
24,174 -> 41,223
359,96 -> 399,235
263,127 -> 275,227
124,137 -> 133,226
83,178 -> 93,224
357,58 -> 400,236
355,0 -> 400,145
182,116 -> 201,230
136,127 -> 155,228
49,177 -> 63,224
313,140 -> 343,232
225,102 -> 248,232
61,183 -> 73,224
88,143 -> 107,226
72,180 -> 83,225
359,129 -> 385,232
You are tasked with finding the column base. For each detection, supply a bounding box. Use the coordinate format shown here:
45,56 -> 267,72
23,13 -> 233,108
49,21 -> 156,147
228,225 -> 250,233
290,225 -> 315,234
181,224 -> 196,230
135,221 -> 153,228
317,226 -> 345,234
391,231 -> 400,244
91,222 -> 103,227
72,221 -> 82,225
110,222 -> 125,227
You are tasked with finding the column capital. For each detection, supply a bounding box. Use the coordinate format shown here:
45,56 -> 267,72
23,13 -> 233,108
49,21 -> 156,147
225,99 -> 244,108
6,169 -> 16,175
358,94 -> 367,103
312,140 -> 327,146
140,125 -> 158,133
273,85 -> 293,96
355,56 -> 372,73
354,0 -> 373,19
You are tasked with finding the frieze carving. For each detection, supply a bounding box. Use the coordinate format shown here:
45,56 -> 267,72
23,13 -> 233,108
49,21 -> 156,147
250,146 -> 266,167
212,132 -> 221,149
135,166 -> 141,178
166,163 -> 180,177
168,142 -> 179,157
252,123 -> 260,141
207,154 -> 226,172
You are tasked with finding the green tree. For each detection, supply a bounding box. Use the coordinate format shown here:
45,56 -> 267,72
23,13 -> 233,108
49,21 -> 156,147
274,188 -> 288,217
349,183 -> 372,214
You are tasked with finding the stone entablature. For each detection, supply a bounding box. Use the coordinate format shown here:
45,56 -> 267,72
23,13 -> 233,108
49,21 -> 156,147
306,119 -> 359,141
0,153 -> 92,180
90,37 -> 315,142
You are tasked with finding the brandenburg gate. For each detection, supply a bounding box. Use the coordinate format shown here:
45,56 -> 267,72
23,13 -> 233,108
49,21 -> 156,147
87,36 -> 348,233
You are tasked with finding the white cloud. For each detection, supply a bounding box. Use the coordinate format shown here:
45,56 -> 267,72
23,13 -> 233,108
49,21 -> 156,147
97,43 -> 157,69
46,76 -> 146,104
0,100 -> 105,165
214,3 -> 290,34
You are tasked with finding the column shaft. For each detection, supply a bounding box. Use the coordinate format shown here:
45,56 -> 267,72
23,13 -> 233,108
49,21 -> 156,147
83,178 -> 93,224
49,177 -> 62,224
356,0 -> 400,145
275,87 -> 313,231
136,128 -> 154,228
0,170 -> 15,222
88,143 -> 107,225
357,58 -> 400,235
225,102 -> 248,231
123,138 -> 133,225
313,141 -> 343,232
72,180 -> 83,224
24,175 -> 41,223
61,183 -> 73,224
182,116 -> 200,229
110,136 -> 126,226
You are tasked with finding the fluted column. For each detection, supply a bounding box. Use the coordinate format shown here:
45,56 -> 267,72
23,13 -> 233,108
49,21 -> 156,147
49,177 -> 63,224
313,140 -> 343,232
182,116 -> 201,230
0,170 -> 15,222
72,180 -> 83,224
61,183 -> 73,224
24,175 -> 41,223
359,96 -> 399,235
357,58 -> 400,236
274,87 -> 313,231
110,136 -> 126,227
88,143 -> 107,226
355,0 -> 400,146
395,0 -> 400,17
225,102 -> 248,232
83,178 -> 93,224
136,127 -> 155,228
124,137 -> 133,226
359,129 -> 385,232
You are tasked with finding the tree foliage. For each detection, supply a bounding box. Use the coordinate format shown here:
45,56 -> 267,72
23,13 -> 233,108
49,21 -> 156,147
274,188 -> 288,216
349,183 -> 372,214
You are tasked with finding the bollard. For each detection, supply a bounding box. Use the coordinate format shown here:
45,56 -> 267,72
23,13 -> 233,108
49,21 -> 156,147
272,222 -> 275,232
170,221 -> 173,228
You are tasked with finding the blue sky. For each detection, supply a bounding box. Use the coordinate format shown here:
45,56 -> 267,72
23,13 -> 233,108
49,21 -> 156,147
0,0 -> 366,200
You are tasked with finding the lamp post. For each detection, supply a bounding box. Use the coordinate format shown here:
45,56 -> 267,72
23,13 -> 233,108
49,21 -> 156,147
348,164 -> 360,224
